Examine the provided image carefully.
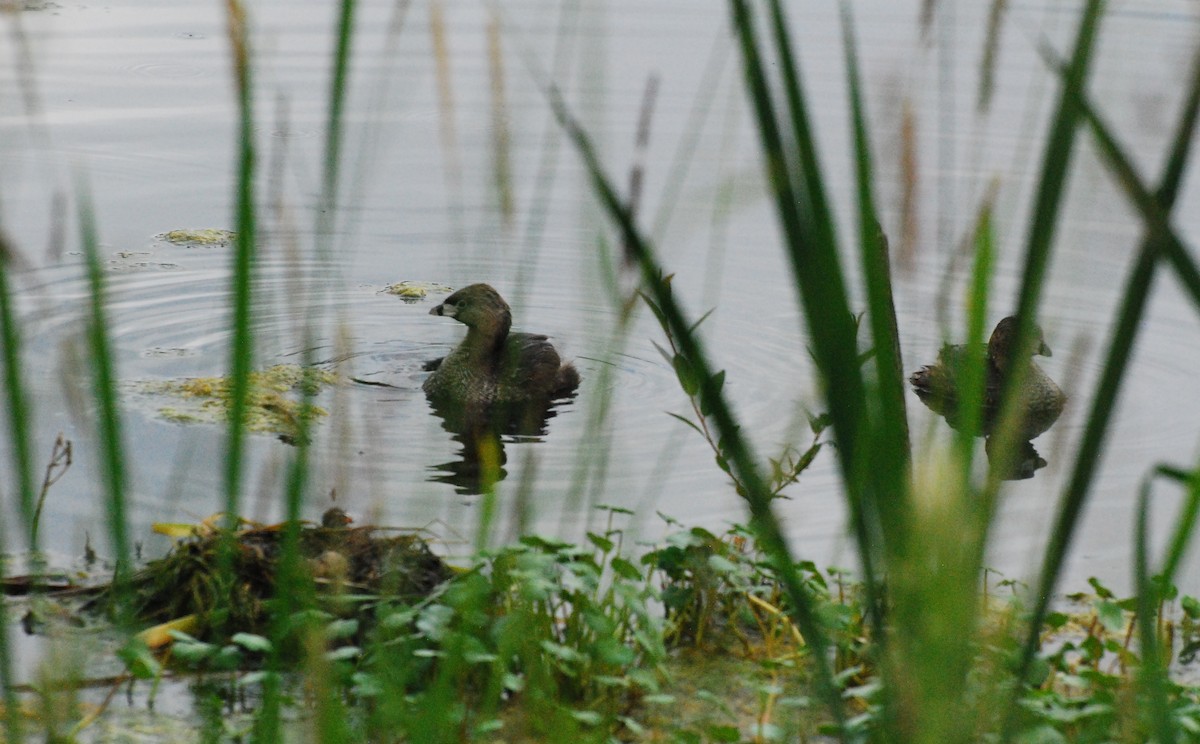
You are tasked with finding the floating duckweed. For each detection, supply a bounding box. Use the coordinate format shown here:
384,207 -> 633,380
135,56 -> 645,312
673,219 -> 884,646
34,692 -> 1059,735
382,280 -> 453,301
139,364 -> 338,440
157,408 -> 205,424
158,228 -> 237,247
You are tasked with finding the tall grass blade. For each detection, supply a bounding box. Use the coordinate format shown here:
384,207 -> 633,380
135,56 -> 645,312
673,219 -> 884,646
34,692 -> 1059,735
1007,7 -> 1200,733
315,0 -> 357,252
1050,52 -> 1200,304
988,0 -> 1103,486
550,88 -> 848,735
0,238 -> 27,742
429,0 -> 464,237
840,3 -> 910,521
1010,0 -> 1103,328
0,243 -> 36,543
78,185 -> 131,612
958,204 -> 993,484
730,2 -> 882,643
978,0 -> 1008,111
222,0 -> 257,528
1134,481 -> 1175,744
488,11 -> 515,226
1155,466 -> 1200,610
649,29 -> 731,244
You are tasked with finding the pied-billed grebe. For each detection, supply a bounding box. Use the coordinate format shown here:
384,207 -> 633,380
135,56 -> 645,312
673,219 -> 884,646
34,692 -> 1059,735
422,283 -> 580,406
910,316 -> 1065,442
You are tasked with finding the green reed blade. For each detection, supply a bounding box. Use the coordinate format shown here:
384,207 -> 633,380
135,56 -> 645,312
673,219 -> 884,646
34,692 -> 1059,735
1023,31 -> 1200,631
551,86 -> 848,736
1056,61 -> 1200,306
1158,466 -> 1200,611
0,242 -> 36,541
0,243 -> 27,743
958,205 -> 993,486
988,0 -> 1104,485
1010,0 -> 1103,329
840,3 -> 910,521
78,185 -> 131,612
650,28 -> 731,244
978,0 -> 1007,111
731,3 -> 881,644
985,2 -> 1106,736
762,0 -> 837,251
315,0 -> 356,252
223,0 -> 257,528
1006,6 -> 1200,734
1134,481 -> 1176,744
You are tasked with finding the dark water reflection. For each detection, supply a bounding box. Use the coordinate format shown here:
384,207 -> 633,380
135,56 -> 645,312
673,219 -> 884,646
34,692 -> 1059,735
0,0 -> 1198,603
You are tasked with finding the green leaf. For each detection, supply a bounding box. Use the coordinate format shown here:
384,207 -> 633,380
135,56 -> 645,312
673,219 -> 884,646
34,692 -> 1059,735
611,557 -> 643,581
171,641 -> 217,665
324,646 -> 361,663
213,645 -> 243,671
700,369 -> 726,416
1095,600 -> 1124,633
586,532 -> 614,553
666,411 -> 703,435
1088,576 -> 1114,599
1182,595 -> 1200,619
231,632 -> 273,653
688,307 -> 717,333
117,640 -> 161,680
1015,725 -> 1068,744
569,709 -> 602,726
673,354 -> 700,396
640,291 -> 669,333
650,339 -> 674,365
324,619 -> 360,641
707,724 -> 741,742
1044,611 -> 1070,630
708,555 -> 738,575
540,640 -> 584,664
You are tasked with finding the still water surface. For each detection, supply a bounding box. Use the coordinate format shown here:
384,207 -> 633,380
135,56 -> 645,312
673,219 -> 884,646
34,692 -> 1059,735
1,1 -> 1199,599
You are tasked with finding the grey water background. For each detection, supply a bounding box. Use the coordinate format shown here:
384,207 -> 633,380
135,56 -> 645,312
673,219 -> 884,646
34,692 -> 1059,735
0,0 -> 1198,597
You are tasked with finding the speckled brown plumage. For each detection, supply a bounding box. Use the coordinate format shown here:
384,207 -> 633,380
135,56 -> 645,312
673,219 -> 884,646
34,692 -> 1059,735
422,284 -> 580,406
910,316 -> 1066,479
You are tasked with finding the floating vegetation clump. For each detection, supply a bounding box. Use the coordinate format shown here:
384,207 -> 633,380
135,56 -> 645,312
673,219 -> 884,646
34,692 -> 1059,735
137,364 -> 339,442
381,280 -> 453,301
157,228 -> 237,247
109,510 -> 452,639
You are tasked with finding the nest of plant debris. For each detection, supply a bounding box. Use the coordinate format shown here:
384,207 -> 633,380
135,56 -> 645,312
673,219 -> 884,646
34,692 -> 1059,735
111,510 -> 452,636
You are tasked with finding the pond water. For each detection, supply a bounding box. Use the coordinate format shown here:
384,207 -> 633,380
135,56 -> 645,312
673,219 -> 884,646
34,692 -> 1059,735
1,0 -> 1199,615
